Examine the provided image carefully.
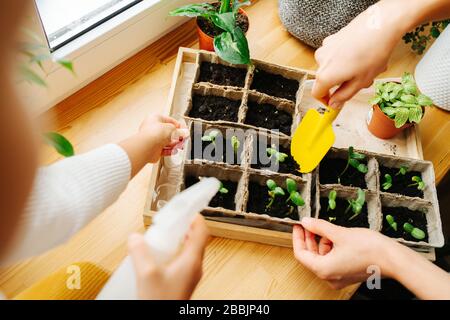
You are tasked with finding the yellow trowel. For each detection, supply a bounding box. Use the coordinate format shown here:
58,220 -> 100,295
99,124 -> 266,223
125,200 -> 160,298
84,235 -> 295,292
291,98 -> 341,173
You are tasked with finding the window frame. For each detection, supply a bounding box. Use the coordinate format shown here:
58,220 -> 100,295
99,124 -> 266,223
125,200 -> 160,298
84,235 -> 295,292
20,0 -> 197,114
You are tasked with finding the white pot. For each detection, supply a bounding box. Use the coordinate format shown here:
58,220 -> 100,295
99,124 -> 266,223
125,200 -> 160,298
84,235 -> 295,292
415,26 -> 450,111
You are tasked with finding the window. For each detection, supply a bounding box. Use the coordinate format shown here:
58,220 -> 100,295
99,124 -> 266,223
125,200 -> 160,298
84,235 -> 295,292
35,0 -> 143,51
22,0 -> 194,114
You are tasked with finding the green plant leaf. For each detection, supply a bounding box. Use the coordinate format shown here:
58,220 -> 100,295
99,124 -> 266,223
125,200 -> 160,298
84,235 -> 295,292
408,106 -> 423,123
273,186 -> 285,196
233,0 -> 251,12
290,192 -> 305,207
400,94 -> 417,104
411,227 -> 426,240
214,27 -> 250,65
383,107 -> 397,118
328,190 -> 337,210
356,188 -> 366,206
266,179 -> 277,190
397,166 -> 409,176
417,94 -> 433,106
211,12 -> 236,33
369,96 -> 382,105
403,222 -> 414,233
169,3 -> 215,17
286,178 -> 297,193
20,65 -> 47,87
276,152 -> 288,163
382,174 -> 392,190
394,107 -> 410,128
201,135 -> 213,142
219,0 -> 231,13
231,135 -> 240,152
58,60 -> 75,74
357,163 -> 368,174
43,132 -> 74,157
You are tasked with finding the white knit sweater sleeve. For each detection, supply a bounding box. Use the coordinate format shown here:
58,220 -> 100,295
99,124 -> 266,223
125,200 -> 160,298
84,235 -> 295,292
2,144 -> 131,266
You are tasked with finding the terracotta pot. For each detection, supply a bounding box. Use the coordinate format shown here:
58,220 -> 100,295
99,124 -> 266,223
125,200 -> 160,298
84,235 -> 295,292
367,104 -> 414,139
196,8 -> 248,52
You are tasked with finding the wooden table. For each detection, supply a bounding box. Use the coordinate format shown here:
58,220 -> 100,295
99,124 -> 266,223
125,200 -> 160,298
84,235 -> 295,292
0,0 -> 448,299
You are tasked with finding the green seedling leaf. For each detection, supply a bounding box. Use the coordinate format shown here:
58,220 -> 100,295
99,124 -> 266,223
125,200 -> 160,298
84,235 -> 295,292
396,165 -> 409,176
382,174 -> 392,190
266,179 -> 277,190
328,190 -> 337,211
273,187 -> 285,196
267,145 -> 288,163
386,214 -> 398,231
219,181 -> 229,194
43,132 -> 74,157
403,222 -> 414,233
411,227 -> 426,240
58,60 -> 75,74
202,130 -> 220,143
290,192 -> 305,207
347,189 -> 366,220
231,135 -> 240,153
409,175 -> 425,190
328,217 -> 337,222
286,178 -> 297,194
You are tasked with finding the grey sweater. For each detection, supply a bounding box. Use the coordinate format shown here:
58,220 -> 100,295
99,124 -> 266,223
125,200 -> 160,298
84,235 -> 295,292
278,0 -> 379,48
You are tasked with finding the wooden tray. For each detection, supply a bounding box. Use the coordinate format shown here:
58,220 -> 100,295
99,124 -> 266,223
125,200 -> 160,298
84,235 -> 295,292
143,47 -> 434,259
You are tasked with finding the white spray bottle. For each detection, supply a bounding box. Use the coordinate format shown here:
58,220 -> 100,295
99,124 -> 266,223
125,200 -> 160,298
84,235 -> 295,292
97,177 -> 220,300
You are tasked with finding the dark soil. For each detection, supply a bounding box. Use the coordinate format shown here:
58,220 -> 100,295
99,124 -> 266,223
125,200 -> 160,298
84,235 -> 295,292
251,141 -> 301,176
197,9 -> 249,38
185,176 -> 237,210
246,182 -> 300,220
198,62 -> 247,87
381,206 -> 428,242
244,101 -> 293,135
189,95 -> 240,122
319,157 -> 367,189
250,69 -> 299,101
379,166 -> 424,198
189,130 -> 242,165
319,197 -> 369,228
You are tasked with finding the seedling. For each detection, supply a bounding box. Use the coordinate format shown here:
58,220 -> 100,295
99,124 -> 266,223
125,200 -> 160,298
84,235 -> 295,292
396,165 -> 409,176
219,181 -> 229,194
345,189 -> 366,221
201,130 -> 220,145
266,179 -> 285,209
369,73 -> 433,128
339,146 -> 368,179
408,175 -> 426,191
327,190 -> 337,211
403,222 -> 426,240
231,135 -> 240,154
385,214 -> 398,231
328,217 -> 337,222
285,178 -> 305,207
382,174 -> 393,190
266,144 -> 288,163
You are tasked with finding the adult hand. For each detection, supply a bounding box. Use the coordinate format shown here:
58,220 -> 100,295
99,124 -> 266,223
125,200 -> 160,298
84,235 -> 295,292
312,1 -> 409,109
293,217 -> 400,289
128,215 -> 209,300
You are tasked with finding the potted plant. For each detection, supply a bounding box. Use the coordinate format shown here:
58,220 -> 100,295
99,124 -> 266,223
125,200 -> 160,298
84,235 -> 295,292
170,0 -> 251,65
367,73 -> 433,139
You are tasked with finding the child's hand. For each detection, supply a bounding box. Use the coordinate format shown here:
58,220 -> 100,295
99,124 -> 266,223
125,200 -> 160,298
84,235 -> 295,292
138,114 -> 185,162
128,215 -> 209,300
119,114 -> 187,176
293,217 -> 400,289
